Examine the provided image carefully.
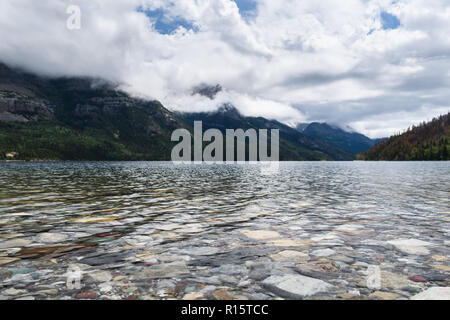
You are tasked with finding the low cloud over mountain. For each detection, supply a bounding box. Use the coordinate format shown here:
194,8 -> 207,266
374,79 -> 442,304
1,0 -> 449,138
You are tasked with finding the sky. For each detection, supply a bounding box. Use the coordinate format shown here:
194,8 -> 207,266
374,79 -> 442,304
0,0 -> 449,138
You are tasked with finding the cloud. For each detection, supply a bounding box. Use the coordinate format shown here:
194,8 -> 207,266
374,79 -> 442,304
0,0 -> 449,138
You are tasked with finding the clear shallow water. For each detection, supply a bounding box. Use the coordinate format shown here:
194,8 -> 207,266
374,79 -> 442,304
0,162 -> 449,300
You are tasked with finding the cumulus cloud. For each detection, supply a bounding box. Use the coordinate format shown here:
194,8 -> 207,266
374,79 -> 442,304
0,0 -> 449,138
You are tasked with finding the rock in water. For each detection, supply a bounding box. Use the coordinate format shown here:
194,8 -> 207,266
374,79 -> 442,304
36,233 -> 68,243
411,287 -> 450,300
181,247 -> 219,256
182,292 -> 204,300
387,239 -> 433,255
241,230 -> 280,240
269,250 -> 309,262
262,274 -> 334,299
213,289 -> 234,300
0,257 -> 19,266
88,271 -> 112,282
79,253 -> 126,266
408,275 -> 426,283
369,291 -> 400,300
2,288 -> 27,296
71,217 -> 117,223
311,248 -> 336,257
141,261 -> 190,279
267,239 -> 314,247
18,243 -> 96,259
0,239 -> 32,249
75,291 -> 99,299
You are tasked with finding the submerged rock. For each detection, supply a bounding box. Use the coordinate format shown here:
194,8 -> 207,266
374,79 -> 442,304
141,261 -> 190,279
311,249 -> 336,257
408,275 -> 427,283
75,291 -> 99,299
71,217 -> 117,223
381,271 -> 415,290
269,250 -> 309,262
335,224 -> 370,235
262,274 -> 334,299
14,296 -> 35,300
88,271 -> 113,282
0,257 -> 19,266
2,288 -> 27,296
267,239 -> 314,247
181,247 -> 219,256
241,230 -> 280,240
411,287 -> 450,300
369,291 -> 401,300
99,283 -> 113,293
295,261 -> 340,280
0,233 -> 25,239
182,292 -> 204,300
331,254 -> 354,264
431,255 -> 448,262
249,264 -> 273,281
0,239 -> 32,249
213,289 -> 234,300
35,233 -> 69,244
430,264 -> 450,273
17,243 -> 97,259
387,239 -> 434,255
80,252 -> 127,266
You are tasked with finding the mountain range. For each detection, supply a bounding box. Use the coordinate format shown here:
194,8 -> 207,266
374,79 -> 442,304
0,63 -> 353,161
297,122 -> 386,154
178,104 -> 353,161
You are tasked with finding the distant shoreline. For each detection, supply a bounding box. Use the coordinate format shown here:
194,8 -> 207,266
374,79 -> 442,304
1,159 -> 449,163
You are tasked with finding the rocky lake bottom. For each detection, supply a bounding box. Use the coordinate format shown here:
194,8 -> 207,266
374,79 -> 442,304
0,162 -> 449,300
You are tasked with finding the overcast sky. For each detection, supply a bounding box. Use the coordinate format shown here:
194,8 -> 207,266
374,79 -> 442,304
1,0 -> 449,138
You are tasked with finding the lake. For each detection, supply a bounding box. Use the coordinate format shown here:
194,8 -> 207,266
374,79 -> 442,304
0,161 -> 449,300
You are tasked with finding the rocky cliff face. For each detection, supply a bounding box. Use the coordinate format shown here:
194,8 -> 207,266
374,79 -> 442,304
0,63 -> 189,160
0,63 -> 183,132
0,90 -> 55,122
